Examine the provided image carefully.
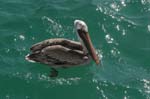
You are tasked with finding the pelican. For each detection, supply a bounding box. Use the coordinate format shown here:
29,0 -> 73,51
26,20 -> 100,77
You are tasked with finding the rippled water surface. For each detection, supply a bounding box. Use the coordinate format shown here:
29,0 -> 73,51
0,0 -> 150,99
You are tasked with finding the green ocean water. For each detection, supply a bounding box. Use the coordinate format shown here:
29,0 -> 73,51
0,0 -> 150,98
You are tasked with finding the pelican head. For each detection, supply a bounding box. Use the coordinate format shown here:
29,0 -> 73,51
74,20 -> 100,65
74,20 -> 88,33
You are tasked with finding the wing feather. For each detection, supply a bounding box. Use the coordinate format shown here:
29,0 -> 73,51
30,38 -> 83,52
41,45 -> 85,66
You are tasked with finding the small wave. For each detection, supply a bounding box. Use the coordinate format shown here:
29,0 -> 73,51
42,16 -> 65,37
10,71 -> 82,87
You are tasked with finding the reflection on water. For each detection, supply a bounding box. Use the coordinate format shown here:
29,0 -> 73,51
0,0 -> 150,98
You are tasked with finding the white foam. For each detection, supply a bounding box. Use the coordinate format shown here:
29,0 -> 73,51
19,35 -> 25,40
148,25 -> 150,32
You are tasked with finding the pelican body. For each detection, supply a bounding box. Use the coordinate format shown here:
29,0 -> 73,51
26,20 -> 99,77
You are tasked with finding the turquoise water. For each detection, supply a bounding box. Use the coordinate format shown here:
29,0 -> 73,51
0,0 -> 150,98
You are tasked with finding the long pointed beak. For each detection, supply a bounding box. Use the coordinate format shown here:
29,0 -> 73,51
78,30 -> 100,65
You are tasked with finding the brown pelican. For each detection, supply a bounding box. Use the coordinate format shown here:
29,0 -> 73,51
26,20 -> 100,77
